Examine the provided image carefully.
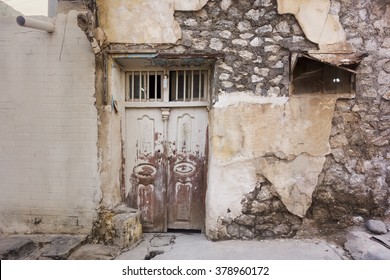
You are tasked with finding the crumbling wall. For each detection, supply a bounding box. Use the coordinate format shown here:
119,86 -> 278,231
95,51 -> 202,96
0,10 -> 99,234
172,0 -> 389,239
308,0 -> 390,235
91,0 -> 389,240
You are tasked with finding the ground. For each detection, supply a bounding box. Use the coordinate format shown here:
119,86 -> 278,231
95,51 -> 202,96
1,222 -> 389,260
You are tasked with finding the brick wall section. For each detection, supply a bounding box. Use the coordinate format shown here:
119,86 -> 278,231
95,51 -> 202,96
0,11 -> 100,234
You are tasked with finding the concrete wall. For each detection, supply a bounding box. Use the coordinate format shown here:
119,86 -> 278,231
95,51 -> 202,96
0,10 -> 99,234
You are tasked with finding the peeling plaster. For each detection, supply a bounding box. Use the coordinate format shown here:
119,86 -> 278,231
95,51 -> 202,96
96,0 -> 209,44
207,95 -> 337,235
277,0 -> 352,51
258,154 -> 326,217
214,92 -> 289,108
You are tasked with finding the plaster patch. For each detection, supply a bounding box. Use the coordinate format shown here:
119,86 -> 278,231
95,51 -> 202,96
214,91 -> 289,108
258,154 -> 326,217
277,0 -> 351,51
206,160 -> 257,235
96,0 -> 208,44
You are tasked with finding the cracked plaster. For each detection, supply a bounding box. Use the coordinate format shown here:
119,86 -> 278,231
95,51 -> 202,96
207,95 -> 337,232
277,0 -> 352,51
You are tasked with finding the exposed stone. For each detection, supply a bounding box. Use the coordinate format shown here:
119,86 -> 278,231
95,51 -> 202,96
239,50 -> 254,60
254,67 -> 269,76
220,0 -> 232,11
382,91 -> 390,101
245,9 -> 262,21
238,21 -> 252,32
209,38 -> 223,50
383,61 -> 390,73
366,220 -> 388,235
220,30 -> 232,39
272,61 -> 284,68
250,37 -> 264,47
240,33 -> 254,39
232,39 -> 248,46
275,21 -> 290,33
264,45 -> 281,52
378,71 -> 390,85
256,25 -> 273,34
184,18 -> 198,27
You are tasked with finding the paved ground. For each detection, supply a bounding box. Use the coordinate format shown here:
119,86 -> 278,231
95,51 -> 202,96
116,233 -> 348,260
1,226 -> 389,260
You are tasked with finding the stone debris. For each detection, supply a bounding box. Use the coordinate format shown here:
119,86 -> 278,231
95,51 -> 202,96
366,220 -> 388,235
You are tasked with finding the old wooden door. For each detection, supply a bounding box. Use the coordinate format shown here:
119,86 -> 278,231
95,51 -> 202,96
125,107 -> 208,232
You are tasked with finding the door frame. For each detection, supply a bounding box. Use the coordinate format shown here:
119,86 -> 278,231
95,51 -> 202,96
111,54 -> 215,232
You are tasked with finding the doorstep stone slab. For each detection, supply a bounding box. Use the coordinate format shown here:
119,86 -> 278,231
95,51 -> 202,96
0,237 -> 36,259
40,235 -> 85,260
344,230 -> 390,260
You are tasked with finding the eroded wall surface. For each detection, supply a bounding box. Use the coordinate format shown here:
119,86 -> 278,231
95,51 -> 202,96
96,0 -> 208,43
0,11 -> 99,234
93,0 -> 389,239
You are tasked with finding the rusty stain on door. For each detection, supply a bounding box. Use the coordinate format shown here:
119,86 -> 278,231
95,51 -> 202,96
125,108 -> 208,232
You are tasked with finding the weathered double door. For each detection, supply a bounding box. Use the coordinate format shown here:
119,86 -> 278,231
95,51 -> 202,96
125,107 -> 208,232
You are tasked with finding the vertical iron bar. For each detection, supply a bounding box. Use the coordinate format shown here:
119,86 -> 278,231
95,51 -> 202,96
131,71 -> 134,102
175,70 -> 178,101
155,71 -> 157,101
139,71 -> 142,102
183,70 -> 186,102
191,70 -> 194,101
199,69 -> 202,101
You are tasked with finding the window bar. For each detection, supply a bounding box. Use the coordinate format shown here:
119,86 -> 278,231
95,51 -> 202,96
183,70 -> 186,102
131,72 -> 134,102
191,70 -> 194,101
204,70 -> 210,101
139,71 -> 142,102
175,70 -> 178,101
147,71 -> 150,101
154,71 -> 157,102
198,69 -> 202,101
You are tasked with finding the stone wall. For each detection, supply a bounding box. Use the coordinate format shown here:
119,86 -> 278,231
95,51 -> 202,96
92,0 -> 389,240
308,0 -> 390,235
172,0 -> 389,239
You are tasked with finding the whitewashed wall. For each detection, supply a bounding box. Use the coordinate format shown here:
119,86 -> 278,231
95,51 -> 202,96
0,11 -> 100,234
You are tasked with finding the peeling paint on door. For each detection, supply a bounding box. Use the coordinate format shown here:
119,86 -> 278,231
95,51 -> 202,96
126,107 -> 208,232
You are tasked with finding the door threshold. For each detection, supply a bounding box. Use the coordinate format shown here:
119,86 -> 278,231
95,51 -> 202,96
167,228 -> 202,234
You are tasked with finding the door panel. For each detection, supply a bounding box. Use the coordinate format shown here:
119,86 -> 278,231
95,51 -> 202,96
125,107 -> 207,232
126,109 -> 166,232
167,108 -> 208,230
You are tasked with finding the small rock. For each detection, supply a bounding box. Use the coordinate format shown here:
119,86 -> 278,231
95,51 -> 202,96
366,219 -> 388,234
382,91 -> 390,101
352,216 -> 364,225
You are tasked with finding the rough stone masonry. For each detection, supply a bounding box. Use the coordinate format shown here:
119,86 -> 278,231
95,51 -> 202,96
87,0 -> 389,241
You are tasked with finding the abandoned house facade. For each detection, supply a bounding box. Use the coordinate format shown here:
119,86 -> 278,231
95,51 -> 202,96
0,0 -> 389,243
